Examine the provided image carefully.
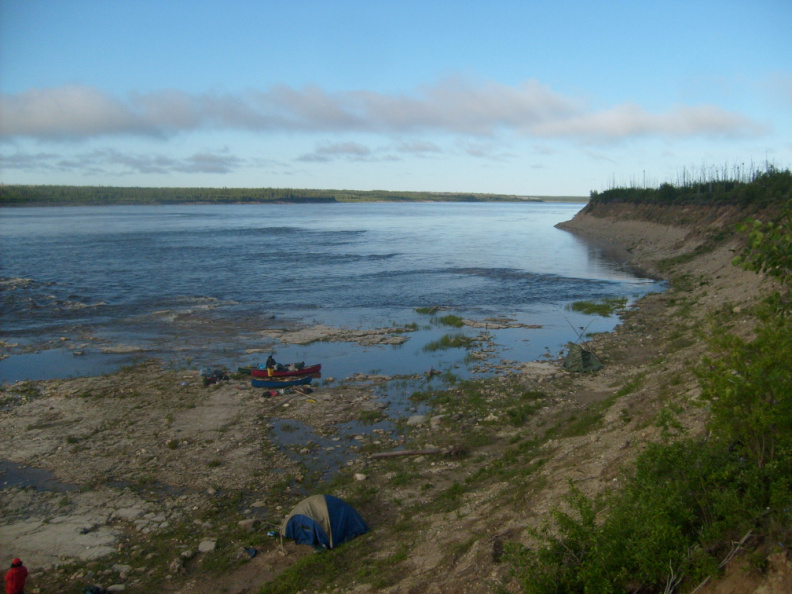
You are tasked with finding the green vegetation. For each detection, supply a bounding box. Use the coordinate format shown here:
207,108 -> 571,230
414,306 -> 443,314
504,390 -> 547,426
357,408 -> 386,424
257,535 -> 413,593
422,333 -> 476,351
432,482 -> 467,512
589,164 -> 791,207
436,314 -> 465,327
732,211 -> 792,312
0,185 -> 561,206
566,296 -> 627,317
504,201 -> 792,593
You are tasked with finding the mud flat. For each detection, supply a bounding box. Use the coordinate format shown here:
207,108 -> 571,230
0,343 -> 563,591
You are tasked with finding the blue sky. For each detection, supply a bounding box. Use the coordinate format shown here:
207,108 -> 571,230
1,1 -> 790,195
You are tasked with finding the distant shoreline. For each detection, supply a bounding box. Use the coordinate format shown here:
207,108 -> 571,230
0,184 -> 588,207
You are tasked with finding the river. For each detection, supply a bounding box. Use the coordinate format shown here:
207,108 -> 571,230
0,201 -> 659,384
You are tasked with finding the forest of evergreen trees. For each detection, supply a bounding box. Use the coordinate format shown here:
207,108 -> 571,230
589,165 -> 792,207
0,185 -> 549,206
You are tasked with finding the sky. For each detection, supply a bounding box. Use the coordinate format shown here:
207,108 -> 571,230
1,0 -> 790,196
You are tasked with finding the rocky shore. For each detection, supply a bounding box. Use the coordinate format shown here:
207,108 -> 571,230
2,202 -> 789,593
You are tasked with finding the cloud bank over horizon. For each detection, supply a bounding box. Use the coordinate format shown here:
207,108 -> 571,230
1,2 -> 789,194
1,78 -> 766,143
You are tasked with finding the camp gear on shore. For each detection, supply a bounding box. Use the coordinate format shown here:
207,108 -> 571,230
200,368 -> 229,385
250,363 -> 320,378
281,494 -> 368,550
562,342 -> 603,372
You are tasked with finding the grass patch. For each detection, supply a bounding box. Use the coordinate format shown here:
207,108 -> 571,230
388,467 -> 421,487
357,409 -> 386,424
566,296 -> 628,317
432,482 -> 466,512
423,333 -> 475,352
467,438 -> 547,486
435,314 -> 465,328
504,390 -> 548,426
615,372 -> 646,397
461,430 -> 497,450
258,537 -> 372,594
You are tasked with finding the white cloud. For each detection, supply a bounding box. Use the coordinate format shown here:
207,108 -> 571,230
0,78 -> 765,142
394,140 -> 443,155
297,141 -> 373,163
531,103 -> 766,140
1,86 -> 146,138
0,147 -> 243,176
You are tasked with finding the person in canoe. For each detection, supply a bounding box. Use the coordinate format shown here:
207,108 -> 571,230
265,354 -> 285,375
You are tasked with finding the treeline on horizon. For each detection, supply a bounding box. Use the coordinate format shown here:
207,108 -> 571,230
0,185 -> 572,206
590,163 -> 792,207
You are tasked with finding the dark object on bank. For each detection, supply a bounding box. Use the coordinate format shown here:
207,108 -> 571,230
200,367 -> 229,386
562,342 -> 603,372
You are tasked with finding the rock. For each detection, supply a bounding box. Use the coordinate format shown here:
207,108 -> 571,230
407,415 -> 427,427
114,507 -> 145,520
353,473 -> 367,481
198,540 -> 216,553
238,519 -> 258,531
251,500 -> 267,508
107,586 -> 126,592
169,557 -> 185,574
145,513 -> 166,522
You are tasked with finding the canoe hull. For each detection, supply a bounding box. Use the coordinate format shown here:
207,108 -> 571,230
250,364 -> 321,378
251,376 -> 313,389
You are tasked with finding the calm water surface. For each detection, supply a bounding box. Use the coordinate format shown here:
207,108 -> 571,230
0,202 -> 659,383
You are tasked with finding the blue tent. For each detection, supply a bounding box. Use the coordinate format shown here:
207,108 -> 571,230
281,494 -> 369,549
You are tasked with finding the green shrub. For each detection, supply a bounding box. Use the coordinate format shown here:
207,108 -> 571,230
697,317 -> 792,469
506,202 -> 792,591
505,436 -> 788,592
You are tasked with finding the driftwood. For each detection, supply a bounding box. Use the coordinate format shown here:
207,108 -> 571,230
369,449 -> 443,459
689,530 -> 753,594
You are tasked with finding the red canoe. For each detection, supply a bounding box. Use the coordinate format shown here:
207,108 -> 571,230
250,363 -> 322,378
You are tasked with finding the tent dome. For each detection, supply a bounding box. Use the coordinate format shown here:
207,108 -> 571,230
281,494 -> 368,549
